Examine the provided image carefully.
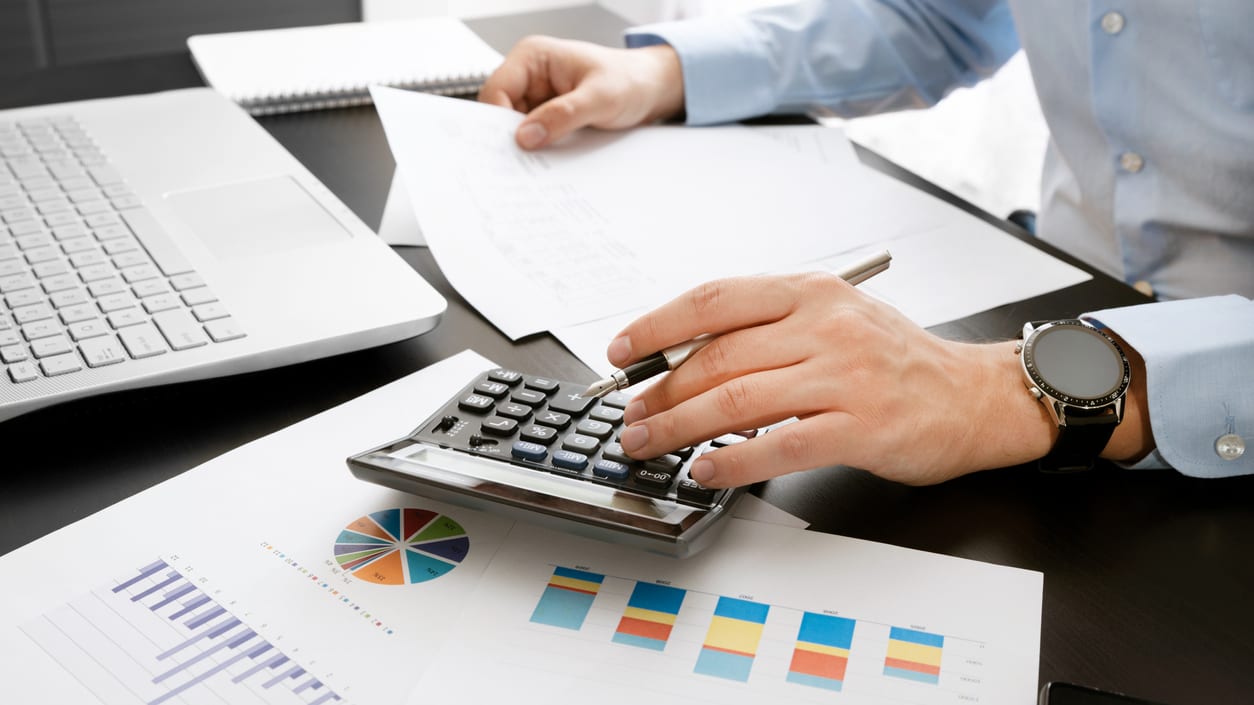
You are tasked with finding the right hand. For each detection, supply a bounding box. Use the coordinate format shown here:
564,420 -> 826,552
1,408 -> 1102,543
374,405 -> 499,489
478,36 -> 685,150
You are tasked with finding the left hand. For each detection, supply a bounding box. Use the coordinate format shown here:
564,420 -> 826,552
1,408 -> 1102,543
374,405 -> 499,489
610,272 -> 1058,487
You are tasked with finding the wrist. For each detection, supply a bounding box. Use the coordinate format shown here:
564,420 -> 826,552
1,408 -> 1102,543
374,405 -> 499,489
977,340 -> 1060,468
1099,335 -> 1153,463
636,44 -> 685,122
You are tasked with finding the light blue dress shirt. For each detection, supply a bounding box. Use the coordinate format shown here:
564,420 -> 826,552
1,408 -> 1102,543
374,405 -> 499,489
625,0 -> 1253,477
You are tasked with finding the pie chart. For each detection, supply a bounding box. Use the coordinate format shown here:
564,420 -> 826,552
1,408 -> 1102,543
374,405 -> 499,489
333,508 -> 469,585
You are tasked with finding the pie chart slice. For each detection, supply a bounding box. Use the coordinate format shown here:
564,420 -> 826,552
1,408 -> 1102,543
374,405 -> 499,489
334,509 -> 469,585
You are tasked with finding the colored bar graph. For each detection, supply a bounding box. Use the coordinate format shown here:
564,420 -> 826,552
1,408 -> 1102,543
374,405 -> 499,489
786,613 -> 856,691
693,597 -> 770,682
530,567 -> 605,630
884,627 -> 944,684
612,582 -> 687,651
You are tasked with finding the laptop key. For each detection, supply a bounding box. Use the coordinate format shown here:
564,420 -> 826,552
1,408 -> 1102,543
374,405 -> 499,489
117,322 -> 167,358
39,351 -> 82,376
8,360 -> 39,382
79,334 -> 126,367
152,309 -> 208,350
203,317 -> 245,343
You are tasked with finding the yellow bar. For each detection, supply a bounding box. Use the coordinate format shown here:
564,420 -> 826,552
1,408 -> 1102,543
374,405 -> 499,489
623,606 -> 677,625
705,616 -> 764,654
887,640 -> 943,666
795,641 -> 850,658
549,575 -> 601,594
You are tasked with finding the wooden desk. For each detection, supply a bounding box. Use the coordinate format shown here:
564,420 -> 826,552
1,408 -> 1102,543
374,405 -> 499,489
1,6 -> 1249,704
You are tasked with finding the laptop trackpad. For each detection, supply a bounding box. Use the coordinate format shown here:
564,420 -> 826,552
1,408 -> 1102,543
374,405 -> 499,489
165,175 -> 352,259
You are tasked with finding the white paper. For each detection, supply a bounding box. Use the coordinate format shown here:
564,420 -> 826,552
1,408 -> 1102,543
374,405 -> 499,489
730,493 -> 810,530
408,520 -> 1042,705
378,169 -> 425,246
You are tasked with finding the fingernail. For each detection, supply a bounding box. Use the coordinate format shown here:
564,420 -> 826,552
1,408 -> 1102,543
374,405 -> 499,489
690,458 -> 714,484
607,335 -> 632,366
620,424 -> 649,455
623,399 -> 646,425
517,122 -> 547,149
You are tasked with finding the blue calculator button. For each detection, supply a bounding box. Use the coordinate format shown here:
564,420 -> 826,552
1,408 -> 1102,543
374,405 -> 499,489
552,450 -> 589,471
511,441 -> 548,462
593,459 -> 630,481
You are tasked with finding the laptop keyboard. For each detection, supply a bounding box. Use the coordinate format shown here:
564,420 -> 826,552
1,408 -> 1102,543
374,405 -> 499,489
0,115 -> 246,384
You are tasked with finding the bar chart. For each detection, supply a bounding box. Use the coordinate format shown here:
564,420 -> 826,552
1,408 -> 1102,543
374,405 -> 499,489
529,566 -> 605,630
21,557 -> 342,705
693,597 -> 770,682
786,612 -> 856,691
884,626 -> 945,684
611,582 -> 687,651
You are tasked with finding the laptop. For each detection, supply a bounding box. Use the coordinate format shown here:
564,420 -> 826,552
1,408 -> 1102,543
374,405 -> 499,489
0,88 -> 446,422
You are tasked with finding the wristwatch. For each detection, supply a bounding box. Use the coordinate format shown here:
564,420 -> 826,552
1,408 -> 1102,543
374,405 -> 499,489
1015,320 -> 1131,472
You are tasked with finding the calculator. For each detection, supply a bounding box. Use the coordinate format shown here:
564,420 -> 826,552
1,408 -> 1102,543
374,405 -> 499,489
347,367 -> 749,558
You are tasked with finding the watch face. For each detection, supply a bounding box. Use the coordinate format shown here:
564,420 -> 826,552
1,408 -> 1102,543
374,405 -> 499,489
1023,321 -> 1129,406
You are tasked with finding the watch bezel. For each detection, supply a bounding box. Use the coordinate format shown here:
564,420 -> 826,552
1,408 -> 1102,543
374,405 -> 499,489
1020,319 -> 1131,409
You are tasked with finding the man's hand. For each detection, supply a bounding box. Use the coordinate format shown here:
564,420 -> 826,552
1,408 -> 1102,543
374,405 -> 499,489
479,36 -> 684,150
609,272 -> 1063,487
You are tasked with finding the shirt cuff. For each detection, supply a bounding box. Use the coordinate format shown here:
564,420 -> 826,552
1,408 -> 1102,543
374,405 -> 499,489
625,16 -> 777,126
1083,295 -> 1254,478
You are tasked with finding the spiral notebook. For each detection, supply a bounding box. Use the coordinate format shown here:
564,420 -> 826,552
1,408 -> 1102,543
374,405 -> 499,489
187,17 -> 504,116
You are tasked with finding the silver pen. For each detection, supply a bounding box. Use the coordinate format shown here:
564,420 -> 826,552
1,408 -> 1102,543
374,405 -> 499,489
583,249 -> 892,398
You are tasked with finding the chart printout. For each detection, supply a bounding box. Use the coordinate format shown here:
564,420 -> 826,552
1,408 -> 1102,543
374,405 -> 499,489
409,520 -> 1043,705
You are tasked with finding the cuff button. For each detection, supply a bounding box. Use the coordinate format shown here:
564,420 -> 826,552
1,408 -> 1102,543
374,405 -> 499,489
1215,433 -> 1246,461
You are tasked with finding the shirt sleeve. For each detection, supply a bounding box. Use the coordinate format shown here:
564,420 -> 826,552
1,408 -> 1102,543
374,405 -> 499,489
624,0 -> 1020,125
1083,295 -> 1254,478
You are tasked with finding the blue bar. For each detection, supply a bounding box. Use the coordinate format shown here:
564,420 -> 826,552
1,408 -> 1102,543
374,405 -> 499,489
263,665 -> 303,689
626,582 -> 686,614
308,693 -> 340,705
129,573 -> 181,602
152,629 -> 253,683
611,632 -> 667,651
112,560 -> 168,593
156,616 -> 240,661
797,613 -> 856,648
786,671 -> 844,691
207,618 -> 241,639
168,595 -> 210,620
712,597 -> 769,624
694,648 -> 754,682
889,627 -> 944,648
553,566 -> 603,584
884,666 -> 940,684
231,650 -> 283,684
530,586 -> 596,630
148,641 -> 256,705
185,606 -> 225,629
148,583 -> 196,611
293,678 -> 320,694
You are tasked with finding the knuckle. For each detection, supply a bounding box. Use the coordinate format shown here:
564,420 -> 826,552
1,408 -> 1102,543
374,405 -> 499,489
698,336 -> 734,377
775,425 -> 814,466
690,279 -> 726,318
715,377 -> 757,421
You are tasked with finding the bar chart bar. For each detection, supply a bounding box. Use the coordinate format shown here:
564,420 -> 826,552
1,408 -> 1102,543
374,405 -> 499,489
884,626 -> 944,684
611,582 -> 687,651
529,566 -> 605,630
786,612 -> 856,691
693,597 -> 770,682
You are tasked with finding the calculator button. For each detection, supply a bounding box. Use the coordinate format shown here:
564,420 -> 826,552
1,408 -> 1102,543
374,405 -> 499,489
602,442 -> 633,465
510,389 -> 547,406
711,433 -> 748,447
519,424 -> 558,444
633,467 -> 673,490
481,417 -> 518,436
593,459 -> 631,481
562,433 -> 600,454
524,377 -> 559,394
552,450 -> 589,472
599,391 -> 632,409
458,394 -> 495,414
677,478 -> 717,504
497,403 -> 532,421
672,446 -> 695,460
548,392 -> 596,415
511,441 -> 547,462
533,410 -> 572,430
488,368 -> 523,385
575,419 -> 613,440
589,406 -> 625,425
474,380 -> 511,399
643,454 -> 681,476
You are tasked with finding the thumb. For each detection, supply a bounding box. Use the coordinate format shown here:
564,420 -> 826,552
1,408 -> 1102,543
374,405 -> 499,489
515,86 -> 612,150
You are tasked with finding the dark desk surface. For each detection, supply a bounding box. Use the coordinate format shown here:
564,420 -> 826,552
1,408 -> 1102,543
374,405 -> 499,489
2,6 -> 1250,704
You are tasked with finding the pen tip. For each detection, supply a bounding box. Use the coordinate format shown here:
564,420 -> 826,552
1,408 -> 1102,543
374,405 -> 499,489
583,378 -> 616,398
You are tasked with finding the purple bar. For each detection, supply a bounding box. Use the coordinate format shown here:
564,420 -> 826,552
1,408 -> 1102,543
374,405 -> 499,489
207,618 -> 242,639
262,665 -> 302,689
129,573 -> 181,602
112,560 -> 169,593
292,677 -> 321,694
309,693 -> 341,705
158,616 -> 239,660
147,641 -> 257,705
152,628 -> 253,683
267,655 -> 289,669
184,606 -> 225,629
169,595 -> 210,620
148,583 -> 196,611
231,649 -> 281,684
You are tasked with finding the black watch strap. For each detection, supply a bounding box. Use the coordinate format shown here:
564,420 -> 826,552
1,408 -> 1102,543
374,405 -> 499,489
1039,406 -> 1120,473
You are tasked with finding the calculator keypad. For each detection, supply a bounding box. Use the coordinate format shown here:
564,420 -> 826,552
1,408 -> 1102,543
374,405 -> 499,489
415,369 -> 733,508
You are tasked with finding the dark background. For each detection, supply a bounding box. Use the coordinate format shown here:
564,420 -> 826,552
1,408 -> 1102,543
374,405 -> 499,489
2,4 -> 1251,704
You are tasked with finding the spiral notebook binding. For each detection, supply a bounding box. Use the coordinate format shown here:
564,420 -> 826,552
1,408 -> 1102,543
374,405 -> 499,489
235,73 -> 490,117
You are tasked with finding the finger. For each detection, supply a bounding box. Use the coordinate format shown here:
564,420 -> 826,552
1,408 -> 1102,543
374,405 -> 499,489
623,322 -> 809,425
477,54 -> 537,112
515,83 -> 620,149
619,364 -> 834,461
687,415 -> 855,488
607,273 -> 847,368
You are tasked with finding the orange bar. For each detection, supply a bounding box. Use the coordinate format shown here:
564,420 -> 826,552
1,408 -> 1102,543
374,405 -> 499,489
789,649 -> 848,680
549,584 -> 598,596
884,657 -> 941,676
703,644 -> 755,659
616,616 -> 673,641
